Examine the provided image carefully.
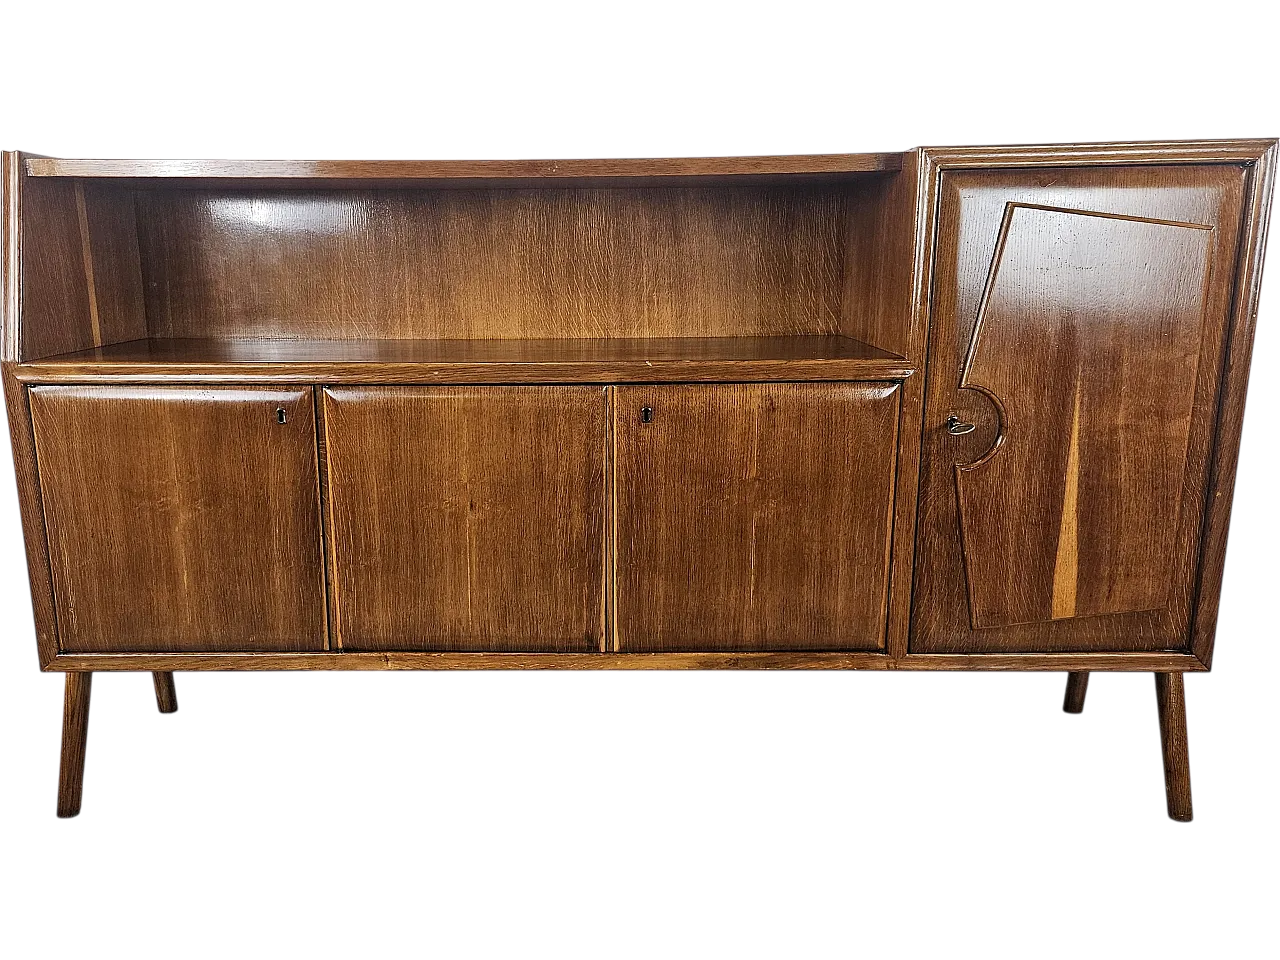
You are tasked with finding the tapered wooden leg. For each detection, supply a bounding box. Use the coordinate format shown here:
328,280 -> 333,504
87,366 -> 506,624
1155,672 -> 1193,822
1063,672 -> 1089,713
57,673 -> 93,818
153,672 -> 178,713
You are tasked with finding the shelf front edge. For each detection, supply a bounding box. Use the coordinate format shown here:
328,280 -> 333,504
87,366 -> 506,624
14,359 -> 917,385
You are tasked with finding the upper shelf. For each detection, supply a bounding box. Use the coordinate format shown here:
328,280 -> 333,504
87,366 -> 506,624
22,153 -> 906,188
15,336 -> 914,385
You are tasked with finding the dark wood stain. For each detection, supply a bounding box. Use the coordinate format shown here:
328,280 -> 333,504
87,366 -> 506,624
957,204 -> 1213,628
614,382 -> 899,652
28,385 -> 326,652
135,187 -> 852,341
322,386 -> 607,652
44,650 -> 1210,672
1155,673 -> 1193,821
26,153 -> 905,182
152,671 -> 178,713
15,334 -> 913,384
56,673 -> 91,818
1063,672 -> 1089,714
911,163 -> 1249,654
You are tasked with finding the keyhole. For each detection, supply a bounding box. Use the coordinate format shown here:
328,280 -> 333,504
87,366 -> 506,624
640,406 -> 654,424
276,407 -> 287,424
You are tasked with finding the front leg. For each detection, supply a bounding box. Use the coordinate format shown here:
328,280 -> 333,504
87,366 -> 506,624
1155,673 -> 1193,822
58,673 -> 93,818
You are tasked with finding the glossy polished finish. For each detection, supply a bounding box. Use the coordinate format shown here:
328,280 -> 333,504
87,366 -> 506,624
25,152 -> 904,183
614,382 -> 899,652
1,156 -> 61,665
45,650 -> 1208,672
912,163 -> 1249,655
1063,672 -> 1089,714
28,386 -> 326,652
57,673 -> 91,818
153,672 -> 178,713
958,205 -> 1212,629
322,386 -> 607,652
18,177 -> 146,361
2,141 -> 1275,818
136,187 -> 857,342
16,335 -> 914,384
1155,673 -> 1193,821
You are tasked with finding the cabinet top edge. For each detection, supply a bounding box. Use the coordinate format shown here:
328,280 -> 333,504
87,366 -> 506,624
19,152 -> 907,181
919,138 -> 1277,167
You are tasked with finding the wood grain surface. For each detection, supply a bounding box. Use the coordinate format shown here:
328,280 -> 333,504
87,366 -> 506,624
26,153 -> 904,182
956,204 -> 1213,629
152,671 -> 178,713
1155,672 -> 1193,821
1,153 -> 61,665
614,382 -> 899,652
43,650 -> 1207,672
911,163 -> 1248,655
840,150 -> 920,358
15,334 -> 914,384
136,187 -> 852,341
1190,142 -> 1278,666
29,386 -> 326,652
56,672 -> 91,817
1063,672 -> 1089,713
18,179 -> 146,361
322,386 -> 607,652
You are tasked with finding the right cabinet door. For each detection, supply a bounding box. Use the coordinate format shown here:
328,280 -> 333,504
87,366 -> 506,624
912,164 -> 1249,654
614,382 -> 900,652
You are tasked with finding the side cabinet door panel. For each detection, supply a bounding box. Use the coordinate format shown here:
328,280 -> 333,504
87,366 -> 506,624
912,165 -> 1249,654
30,386 -> 326,653
614,382 -> 900,652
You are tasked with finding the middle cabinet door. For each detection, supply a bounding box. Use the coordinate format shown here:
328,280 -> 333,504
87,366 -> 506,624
323,386 -> 607,652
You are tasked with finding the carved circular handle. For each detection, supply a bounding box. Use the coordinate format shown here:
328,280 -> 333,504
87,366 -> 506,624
945,415 -> 976,436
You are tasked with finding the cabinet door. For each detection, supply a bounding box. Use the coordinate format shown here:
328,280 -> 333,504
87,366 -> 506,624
614,382 -> 899,652
322,386 -> 606,652
29,386 -> 325,653
912,165 -> 1249,654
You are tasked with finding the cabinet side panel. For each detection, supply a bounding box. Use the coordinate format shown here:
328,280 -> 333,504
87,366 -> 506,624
840,152 -> 919,358
1193,143 -> 1278,665
18,176 -> 146,361
3,153 -> 60,665
19,177 -> 91,359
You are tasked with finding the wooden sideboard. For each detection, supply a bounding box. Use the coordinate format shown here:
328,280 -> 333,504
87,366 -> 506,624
2,141 -> 1274,819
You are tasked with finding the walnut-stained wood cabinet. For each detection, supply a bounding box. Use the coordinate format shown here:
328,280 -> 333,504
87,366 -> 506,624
2,141 -> 1274,819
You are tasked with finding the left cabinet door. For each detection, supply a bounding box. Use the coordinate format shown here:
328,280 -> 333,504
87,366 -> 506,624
29,386 -> 327,653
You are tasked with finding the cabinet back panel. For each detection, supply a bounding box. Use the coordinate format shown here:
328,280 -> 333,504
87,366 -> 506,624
136,186 -> 852,340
